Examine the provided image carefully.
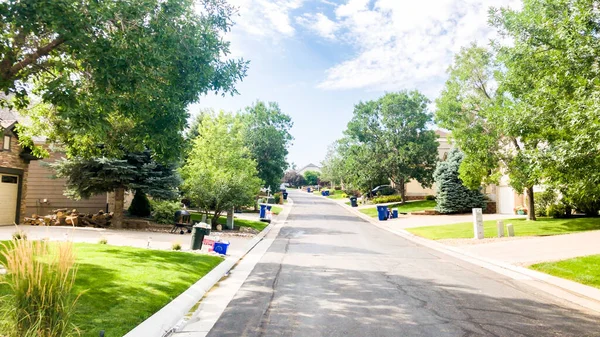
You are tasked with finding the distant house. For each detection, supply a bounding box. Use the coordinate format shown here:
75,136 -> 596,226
297,163 -> 321,176
0,108 -> 38,225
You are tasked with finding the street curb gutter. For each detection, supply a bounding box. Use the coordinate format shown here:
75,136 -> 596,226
322,195 -> 600,313
124,199 -> 294,337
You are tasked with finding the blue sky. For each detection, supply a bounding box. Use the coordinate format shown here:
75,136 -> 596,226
189,0 -> 519,169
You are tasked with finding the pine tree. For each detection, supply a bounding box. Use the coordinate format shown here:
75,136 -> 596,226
434,148 -> 486,214
52,150 -> 180,228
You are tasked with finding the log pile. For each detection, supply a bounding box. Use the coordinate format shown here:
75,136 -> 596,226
23,209 -> 113,228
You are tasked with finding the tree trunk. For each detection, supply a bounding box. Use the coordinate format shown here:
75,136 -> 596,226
526,186 -> 536,221
113,187 -> 125,229
211,210 -> 221,229
400,178 -> 406,205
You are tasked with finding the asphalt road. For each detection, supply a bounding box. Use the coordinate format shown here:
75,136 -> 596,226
207,190 -> 600,337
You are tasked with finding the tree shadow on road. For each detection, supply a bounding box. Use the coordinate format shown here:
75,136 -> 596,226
208,259 -> 600,337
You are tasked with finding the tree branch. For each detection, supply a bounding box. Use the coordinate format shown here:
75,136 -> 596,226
7,37 -> 66,78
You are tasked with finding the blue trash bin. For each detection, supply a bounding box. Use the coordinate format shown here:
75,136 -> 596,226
259,204 -> 267,219
307,187 -> 311,193
324,190 -> 330,196
392,209 -> 399,218
213,241 -> 230,255
377,205 -> 388,221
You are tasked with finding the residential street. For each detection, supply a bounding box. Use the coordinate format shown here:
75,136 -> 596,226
207,190 -> 600,337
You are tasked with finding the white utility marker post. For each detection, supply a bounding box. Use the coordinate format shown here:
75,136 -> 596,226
497,220 -> 505,238
473,208 -> 484,239
507,224 -> 515,237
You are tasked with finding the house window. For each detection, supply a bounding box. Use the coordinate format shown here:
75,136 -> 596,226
2,135 -> 10,151
1,175 -> 18,184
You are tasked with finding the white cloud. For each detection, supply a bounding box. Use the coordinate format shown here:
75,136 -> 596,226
297,13 -> 338,39
228,0 -> 306,38
317,0 -> 521,93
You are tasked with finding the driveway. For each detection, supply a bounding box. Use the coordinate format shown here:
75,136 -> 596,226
0,224 -> 252,256
206,190 -> 600,336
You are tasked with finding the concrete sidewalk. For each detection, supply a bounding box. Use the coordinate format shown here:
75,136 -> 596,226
454,230 -> 600,265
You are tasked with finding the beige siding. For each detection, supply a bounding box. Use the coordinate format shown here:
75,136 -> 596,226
26,152 -> 107,216
0,128 -> 29,224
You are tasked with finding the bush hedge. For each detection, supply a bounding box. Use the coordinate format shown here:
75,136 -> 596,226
373,195 -> 403,204
151,200 -> 181,224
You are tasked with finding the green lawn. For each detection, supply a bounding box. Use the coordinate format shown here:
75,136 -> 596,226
360,200 -> 437,218
407,217 -> 600,240
326,190 -> 348,200
531,255 -> 600,289
0,243 -> 223,337
190,213 -> 268,232
270,206 -> 283,215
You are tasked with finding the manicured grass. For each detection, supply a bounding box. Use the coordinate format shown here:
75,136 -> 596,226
407,217 -> 600,240
531,255 -> 600,289
326,190 -> 348,200
0,242 -> 223,337
189,213 -> 268,232
270,206 -> 283,215
360,200 -> 437,218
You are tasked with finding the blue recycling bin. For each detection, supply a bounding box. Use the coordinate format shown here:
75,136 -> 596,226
324,190 -> 330,196
392,209 -> 399,218
259,204 -> 267,219
307,187 -> 311,193
377,205 -> 388,221
214,242 -> 230,255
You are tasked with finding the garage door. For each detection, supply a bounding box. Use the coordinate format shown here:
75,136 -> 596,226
497,186 -> 515,214
0,174 -> 19,225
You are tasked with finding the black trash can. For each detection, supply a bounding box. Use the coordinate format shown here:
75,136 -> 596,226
349,196 -> 358,207
283,192 -> 288,200
190,223 -> 211,250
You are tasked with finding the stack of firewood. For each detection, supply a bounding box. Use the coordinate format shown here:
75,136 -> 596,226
23,209 -> 113,228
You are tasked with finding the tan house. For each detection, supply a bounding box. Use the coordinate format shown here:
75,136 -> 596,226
403,130 -> 452,199
297,163 -> 321,176
26,150 -> 108,217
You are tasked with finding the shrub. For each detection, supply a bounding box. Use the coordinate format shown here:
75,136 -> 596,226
425,195 -> 436,201
171,242 -> 182,251
534,190 -> 557,217
0,240 -> 79,337
128,190 -> 151,217
373,195 -> 403,204
98,237 -> 108,245
334,186 -> 342,190
273,193 -> 281,204
151,200 -> 181,224
434,148 -> 486,214
547,203 -> 568,218
11,231 -> 27,241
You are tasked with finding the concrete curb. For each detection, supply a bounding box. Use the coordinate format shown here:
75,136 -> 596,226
124,199 -> 294,337
326,195 -> 600,313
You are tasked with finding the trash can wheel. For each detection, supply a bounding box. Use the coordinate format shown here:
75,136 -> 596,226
187,228 -> 192,233
180,230 -> 185,235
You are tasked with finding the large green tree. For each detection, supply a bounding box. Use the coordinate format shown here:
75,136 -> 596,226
436,44 -> 544,220
52,150 -> 180,228
490,0 -> 600,216
346,91 -> 439,203
181,112 -> 262,226
242,101 -> 293,191
1,0 -> 247,161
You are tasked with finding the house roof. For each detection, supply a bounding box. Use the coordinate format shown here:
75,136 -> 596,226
0,107 -> 19,130
297,163 -> 321,172
435,129 -> 450,138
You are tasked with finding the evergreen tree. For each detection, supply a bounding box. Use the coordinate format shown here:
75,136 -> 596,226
434,148 -> 486,214
128,190 -> 152,217
52,150 -> 180,228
